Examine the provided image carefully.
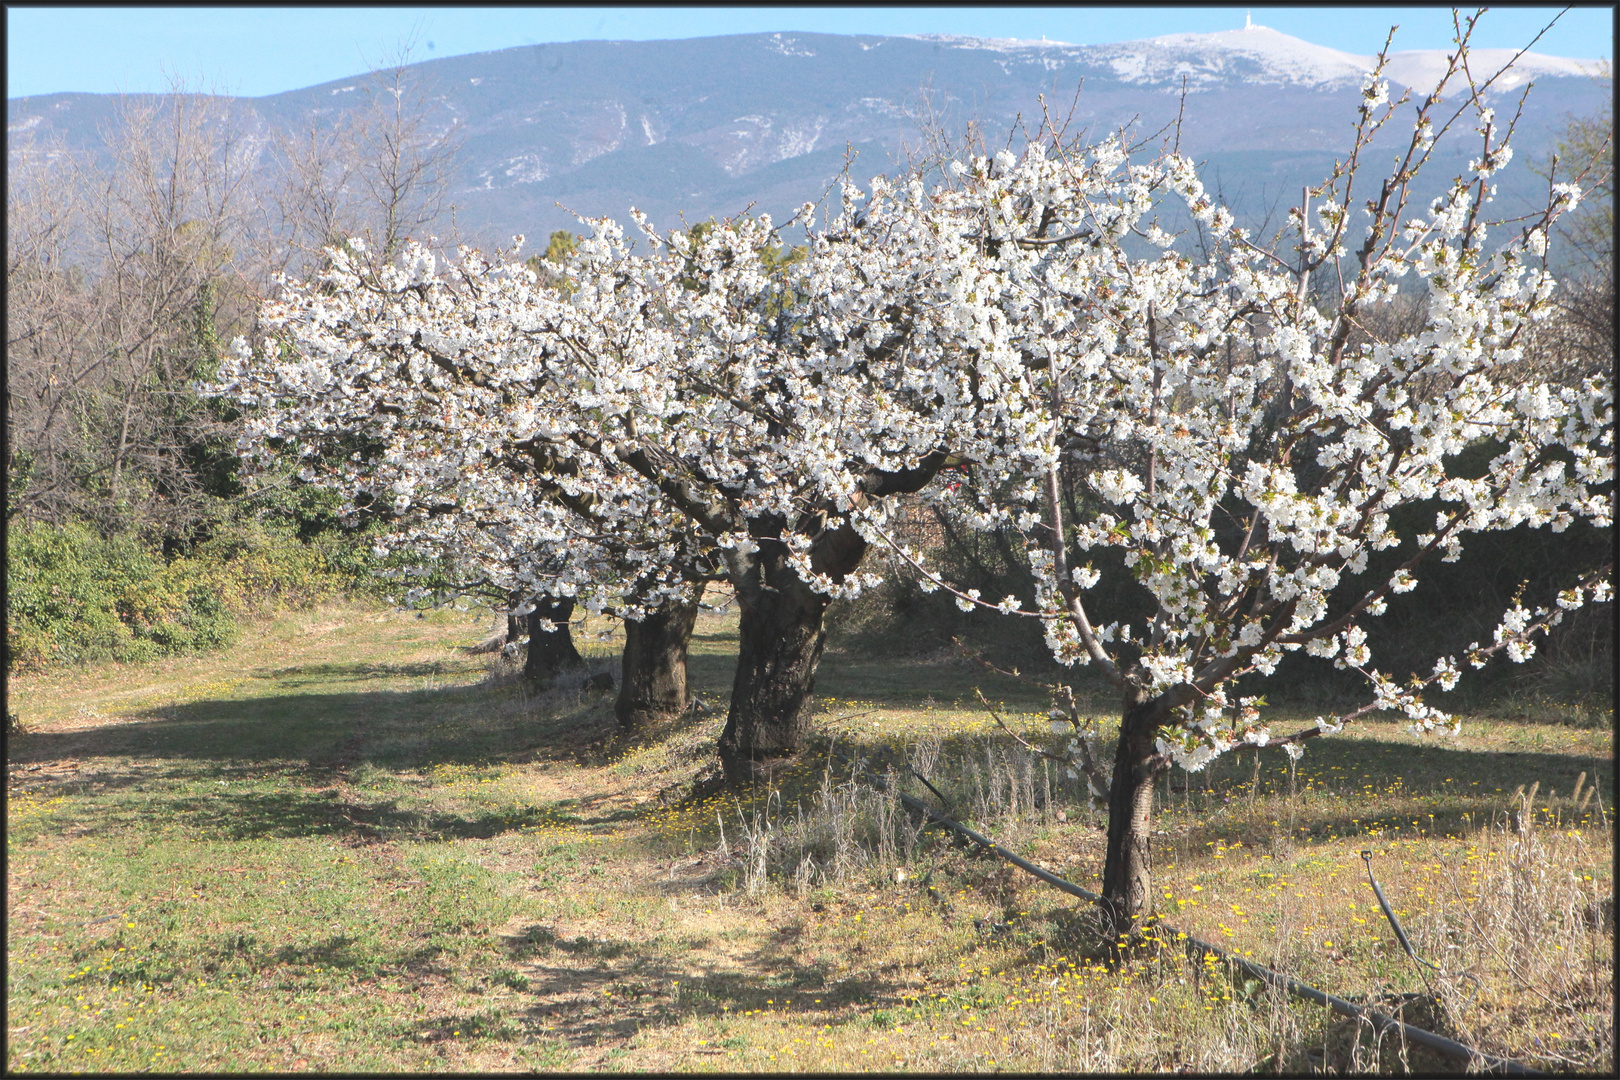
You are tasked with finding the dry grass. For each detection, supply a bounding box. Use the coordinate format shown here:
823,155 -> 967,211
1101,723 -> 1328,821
6,598 -> 1613,1073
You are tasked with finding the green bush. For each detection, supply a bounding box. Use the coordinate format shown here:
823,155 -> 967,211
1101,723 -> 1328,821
10,520 -> 171,669
180,517 -> 351,616
5,516 -> 386,673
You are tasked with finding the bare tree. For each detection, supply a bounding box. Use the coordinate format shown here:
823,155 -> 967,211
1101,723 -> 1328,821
355,52 -> 464,263
1538,63 -> 1614,387
256,46 -> 465,277
251,108 -> 360,279
7,127 -> 92,519
1551,62 -> 1614,278
8,47 -> 470,540
7,80 -> 260,538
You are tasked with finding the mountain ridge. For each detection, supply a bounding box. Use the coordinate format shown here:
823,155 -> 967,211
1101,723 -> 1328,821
9,27 -> 1608,248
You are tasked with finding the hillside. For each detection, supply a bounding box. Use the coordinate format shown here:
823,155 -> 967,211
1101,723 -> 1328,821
8,25 -> 1608,249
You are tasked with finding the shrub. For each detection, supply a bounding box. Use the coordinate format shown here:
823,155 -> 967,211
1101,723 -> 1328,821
7,519 -> 175,669
5,516 -> 387,673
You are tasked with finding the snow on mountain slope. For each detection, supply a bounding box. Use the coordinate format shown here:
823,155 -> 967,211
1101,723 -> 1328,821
1130,25 -> 1370,86
906,33 -> 1074,52
919,23 -> 1606,93
1380,47 -> 1605,93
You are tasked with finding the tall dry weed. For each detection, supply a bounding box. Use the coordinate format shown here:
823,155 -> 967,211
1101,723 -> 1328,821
1423,784 -> 1614,1069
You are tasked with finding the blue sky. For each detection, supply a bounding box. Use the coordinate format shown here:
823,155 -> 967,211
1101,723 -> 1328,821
7,5 -> 1613,99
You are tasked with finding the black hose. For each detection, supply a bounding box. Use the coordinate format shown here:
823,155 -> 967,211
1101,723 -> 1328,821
1362,849 -> 1442,975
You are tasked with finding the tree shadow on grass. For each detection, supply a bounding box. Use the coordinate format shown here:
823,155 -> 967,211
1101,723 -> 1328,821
169,789 -> 580,843
682,646 -> 739,692
1155,728 -> 1614,854
816,652 -> 1052,710
266,934 -> 366,971
6,640 -> 1039,795
258,935 -> 451,981
8,777 -> 590,845
257,659 -> 462,685
4,664 -> 638,843
7,673 -> 619,776
8,642 -> 754,780
474,917 -> 907,1053
9,653 -> 1606,852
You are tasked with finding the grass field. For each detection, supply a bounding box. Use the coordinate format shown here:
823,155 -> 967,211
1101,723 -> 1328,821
7,598 -> 1613,1073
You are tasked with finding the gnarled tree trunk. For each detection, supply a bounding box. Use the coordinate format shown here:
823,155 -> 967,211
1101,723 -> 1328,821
524,595 -> 584,681
1099,687 -> 1171,941
615,598 -> 699,730
718,520 -> 866,783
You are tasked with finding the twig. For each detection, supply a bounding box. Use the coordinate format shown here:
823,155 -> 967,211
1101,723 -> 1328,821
951,636 -> 1044,687
971,686 -> 1110,804
973,688 -> 1071,766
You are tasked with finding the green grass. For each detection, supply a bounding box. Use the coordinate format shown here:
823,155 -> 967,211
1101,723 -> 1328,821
7,598 -> 1613,1072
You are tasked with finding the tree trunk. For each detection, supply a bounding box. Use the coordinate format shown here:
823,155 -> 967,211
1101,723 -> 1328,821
1100,689 -> 1170,942
524,596 -> 584,681
718,521 -> 866,783
615,598 -> 699,731
718,572 -> 826,780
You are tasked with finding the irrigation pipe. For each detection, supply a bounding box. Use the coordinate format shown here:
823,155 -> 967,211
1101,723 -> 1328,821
1361,849 -> 1442,976
842,753 -> 1544,1077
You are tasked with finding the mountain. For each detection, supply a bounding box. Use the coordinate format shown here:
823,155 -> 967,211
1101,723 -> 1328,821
1079,24 -> 1598,90
8,25 -> 1608,249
